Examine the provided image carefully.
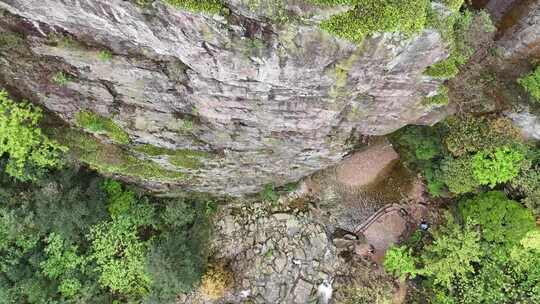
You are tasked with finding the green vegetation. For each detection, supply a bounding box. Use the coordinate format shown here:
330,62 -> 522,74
52,129 -> 184,181
424,9 -> 474,79
423,85 -> 449,106
0,32 -> 24,51
310,0 -> 430,43
424,8 -> 495,80
444,116 -> 522,157
75,110 -> 130,144
135,143 -> 212,169
384,192 -> 539,303
383,245 -> 418,281
391,116 -> 529,197
260,183 -> 279,202
0,169 -> 212,303
518,65 -> 540,102
97,50 -> 113,61
0,89 -> 66,181
459,192 -> 535,252
49,35 -> 82,49
390,125 -> 446,197
389,71 -> 540,300
439,156 -> 479,194
472,146 -> 525,188
52,71 -> 69,85
442,0 -> 465,12
163,0 -> 227,15
512,160 -> 540,216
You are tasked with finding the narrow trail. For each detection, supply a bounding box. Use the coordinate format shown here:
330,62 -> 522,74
355,203 -> 428,263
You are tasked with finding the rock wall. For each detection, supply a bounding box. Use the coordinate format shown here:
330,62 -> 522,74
492,0 -> 540,60
0,0 -> 448,196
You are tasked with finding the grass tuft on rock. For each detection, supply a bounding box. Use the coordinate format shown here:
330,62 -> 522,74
75,111 -> 130,144
163,0 -> 227,15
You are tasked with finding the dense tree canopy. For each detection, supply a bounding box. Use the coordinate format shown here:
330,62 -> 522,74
0,167 -> 212,303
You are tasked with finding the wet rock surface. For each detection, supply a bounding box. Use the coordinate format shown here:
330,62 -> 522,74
0,0 -> 448,195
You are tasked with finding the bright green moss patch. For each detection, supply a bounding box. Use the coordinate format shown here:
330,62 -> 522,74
423,86 -> 449,106
75,111 -> 130,144
97,50 -> 113,61
424,59 -> 460,79
53,130 -> 183,181
135,144 -> 211,169
424,10 -> 473,79
164,0 -> 227,15
442,0 -> 465,12
424,9 -> 495,80
518,65 -> 540,103
312,0 -> 430,43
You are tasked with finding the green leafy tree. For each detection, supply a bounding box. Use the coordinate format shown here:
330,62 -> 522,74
0,89 -> 67,181
420,214 -> 482,289
90,215 -> 152,298
41,233 -> 86,280
89,184 -> 155,298
440,156 -> 480,194
518,65 -> 540,102
459,191 -> 535,253
40,233 -> 86,298
383,245 -> 418,281
390,125 -> 446,197
444,116 -> 522,157
0,164 -> 211,303
103,179 -> 136,218
472,146 -> 525,188
146,198 -> 210,302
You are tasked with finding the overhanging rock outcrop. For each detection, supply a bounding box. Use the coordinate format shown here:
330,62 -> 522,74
0,0 -> 448,196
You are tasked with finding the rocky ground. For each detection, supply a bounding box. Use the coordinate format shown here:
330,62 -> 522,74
181,140 -> 438,304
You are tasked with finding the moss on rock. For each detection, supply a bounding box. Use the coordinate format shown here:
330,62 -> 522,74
310,0 -> 430,43
135,144 -> 212,169
75,110 -> 130,144
163,0 -> 228,15
423,85 -> 449,106
53,129 -> 184,181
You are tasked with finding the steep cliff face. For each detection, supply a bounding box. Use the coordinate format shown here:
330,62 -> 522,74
0,0 -> 448,196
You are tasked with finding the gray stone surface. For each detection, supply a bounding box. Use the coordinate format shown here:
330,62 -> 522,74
506,105 -> 540,140
0,0 -> 449,196
209,201 -> 342,304
495,0 -> 540,60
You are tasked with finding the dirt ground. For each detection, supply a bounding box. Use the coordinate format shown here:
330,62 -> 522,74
357,203 -> 428,263
335,141 -> 399,187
